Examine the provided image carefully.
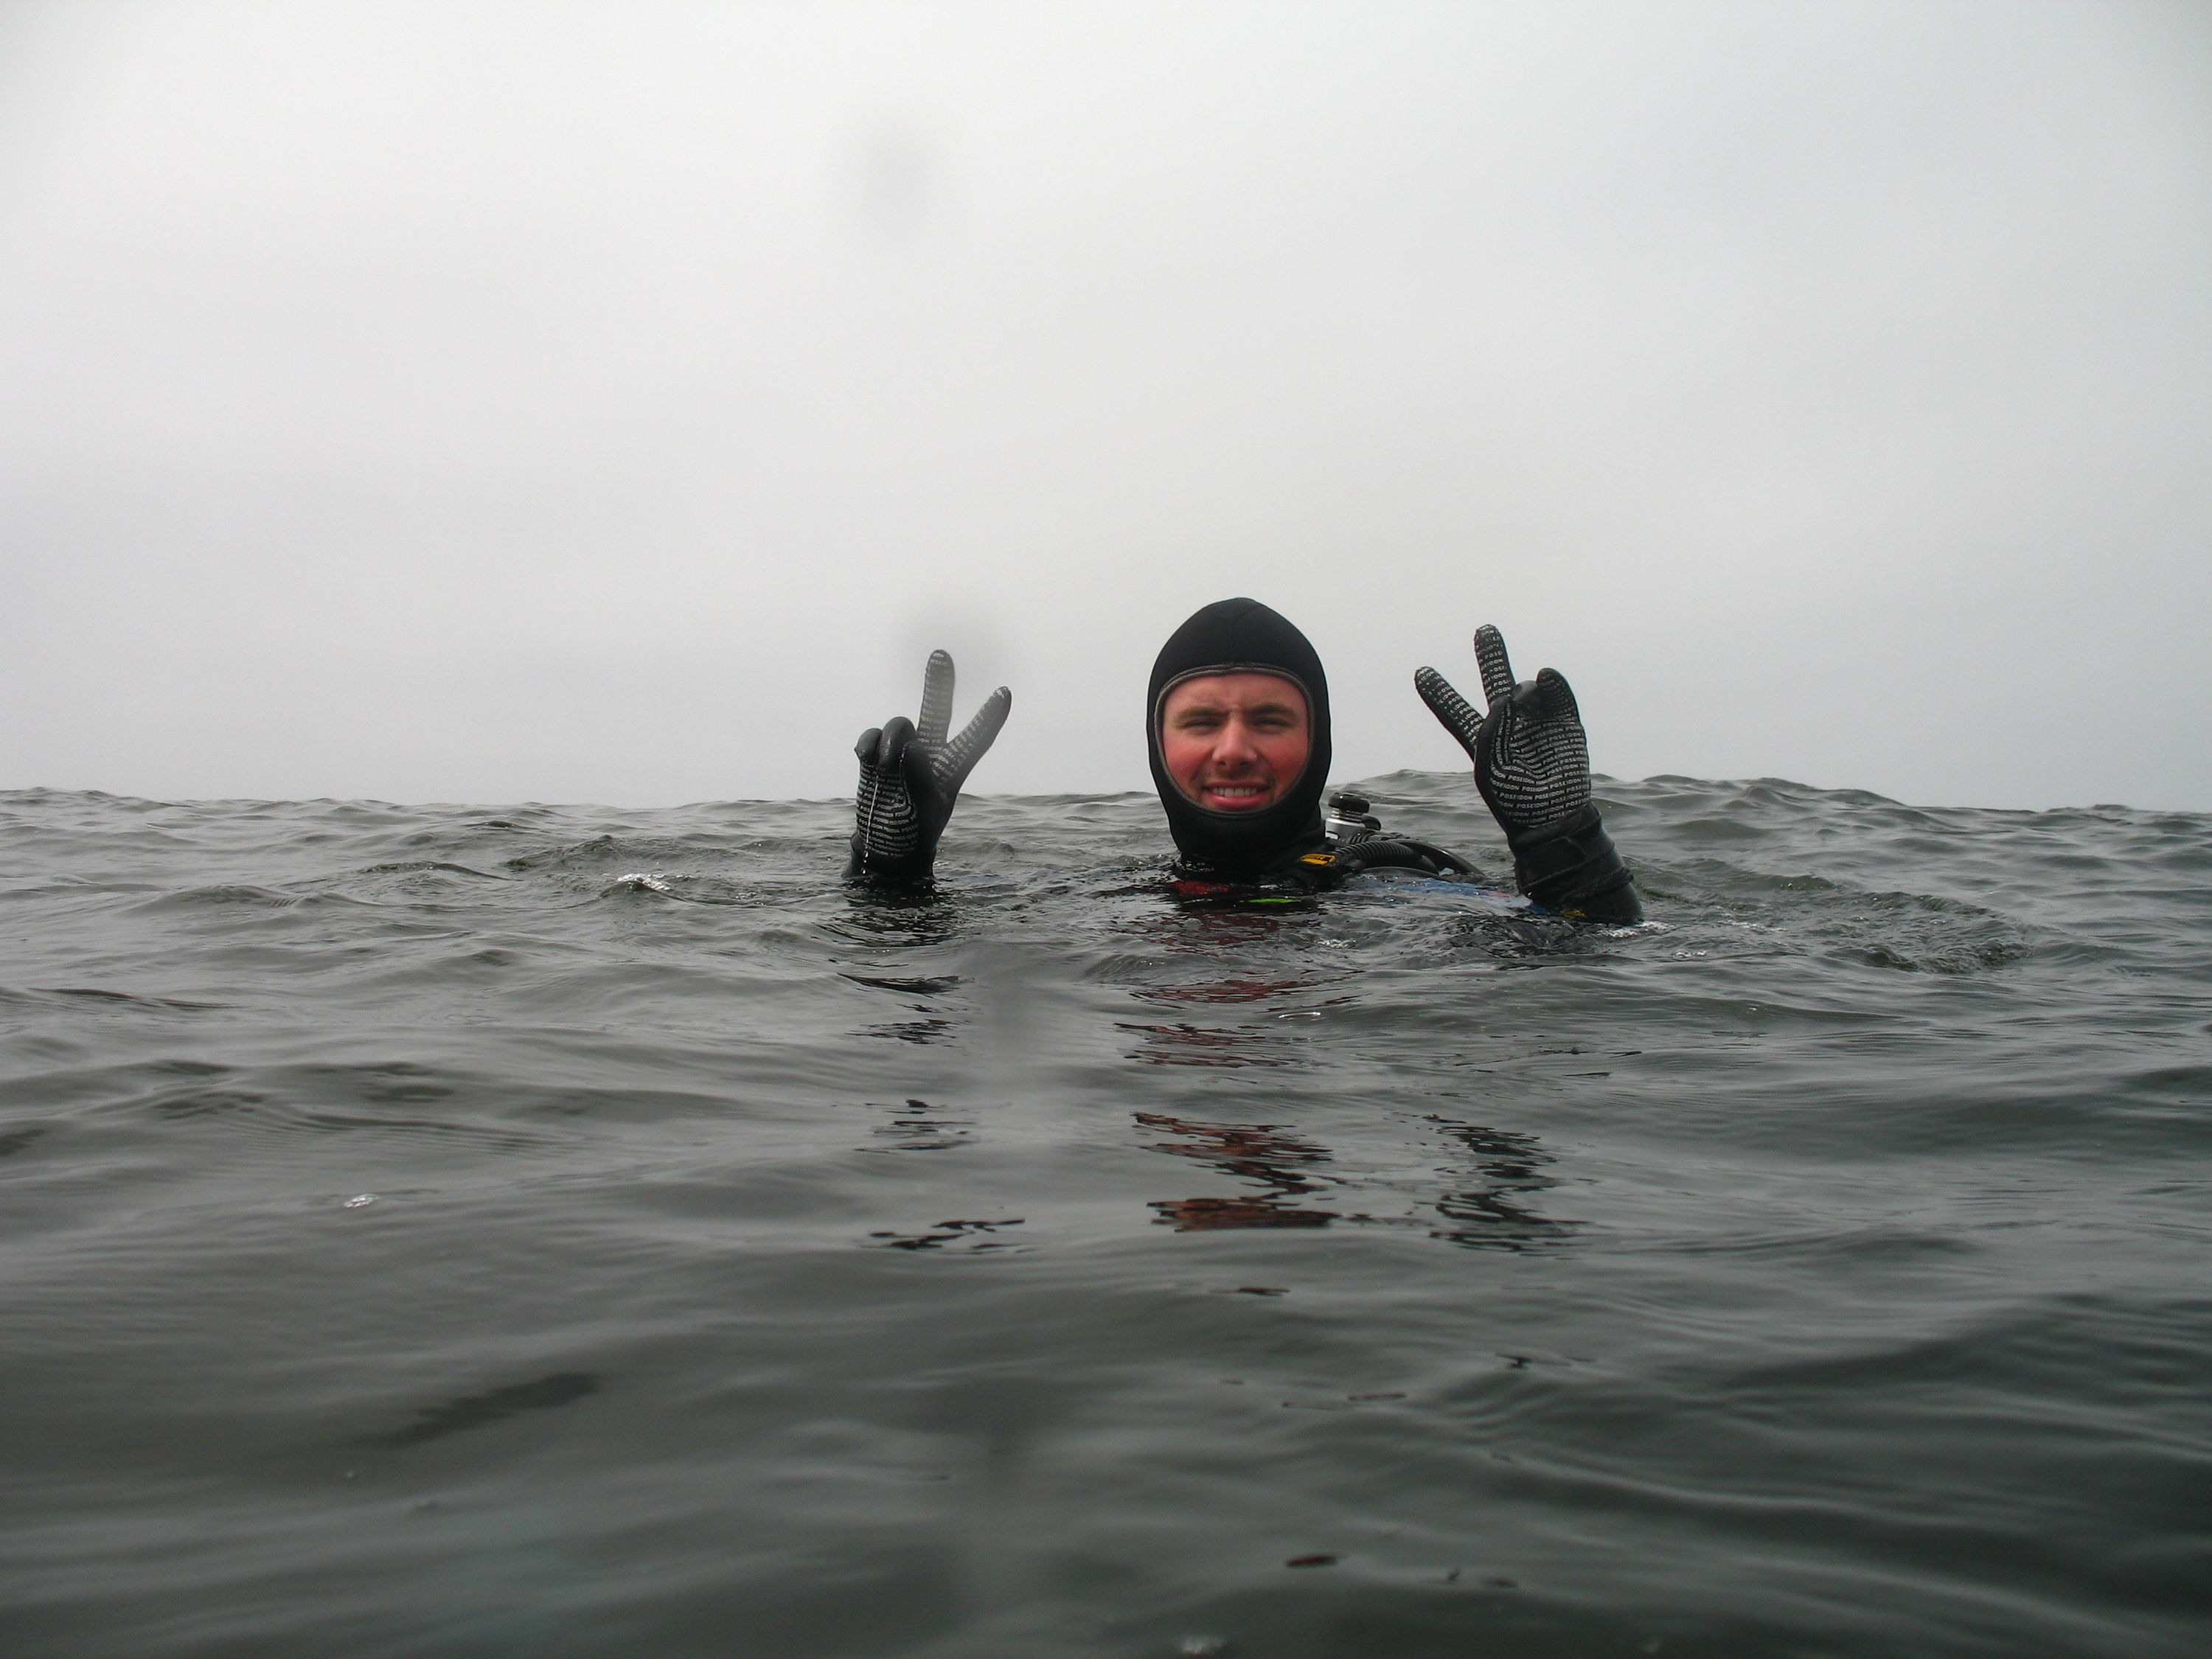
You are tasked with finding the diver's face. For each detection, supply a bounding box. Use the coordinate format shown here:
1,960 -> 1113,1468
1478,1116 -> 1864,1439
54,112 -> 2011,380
1159,672 -> 1311,812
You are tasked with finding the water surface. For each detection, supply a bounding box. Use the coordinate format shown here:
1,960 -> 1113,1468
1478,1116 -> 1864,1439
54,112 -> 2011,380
3,774 -> 2208,1658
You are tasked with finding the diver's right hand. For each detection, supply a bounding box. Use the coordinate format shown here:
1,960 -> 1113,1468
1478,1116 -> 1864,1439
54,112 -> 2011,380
848,651 -> 1011,886
1415,625 -> 1641,922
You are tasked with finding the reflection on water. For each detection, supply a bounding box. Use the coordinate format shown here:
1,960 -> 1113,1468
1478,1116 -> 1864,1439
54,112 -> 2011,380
1425,1116 -> 1578,1251
1123,899 -> 1321,954
864,1015 -> 956,1045
838,973 -> 962,995
1138,1107 -> 1580,1244
1141,1111 -> 1337,1231
1118,967 -> 1342,1071
1119,1020 -> 1290,1068
862,1096 -> 973,1152
869,1217 -> 1026,1252
1130,975 -> 1326,1005
826,889 -> 967,948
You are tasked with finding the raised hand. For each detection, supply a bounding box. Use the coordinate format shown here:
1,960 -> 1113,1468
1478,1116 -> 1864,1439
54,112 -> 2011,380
1416,625 -> 1590,836
849,651 -> 1011,886
1415,626 -> 1640,921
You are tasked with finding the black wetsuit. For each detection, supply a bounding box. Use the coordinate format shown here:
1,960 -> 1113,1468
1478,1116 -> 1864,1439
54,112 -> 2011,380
1158,788 -> 1478,902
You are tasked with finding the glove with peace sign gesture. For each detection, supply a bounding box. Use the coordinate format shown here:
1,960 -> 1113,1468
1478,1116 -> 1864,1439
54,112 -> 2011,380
847,650 -> 1011,886
1415,625 -> 1641,922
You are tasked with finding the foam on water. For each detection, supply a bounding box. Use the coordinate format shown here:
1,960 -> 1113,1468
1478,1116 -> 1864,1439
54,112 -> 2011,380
2,774 -> 2208,1658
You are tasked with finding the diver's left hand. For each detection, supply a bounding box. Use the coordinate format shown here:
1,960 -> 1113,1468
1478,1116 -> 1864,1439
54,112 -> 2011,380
849,650 -> 1011,885
1414,625 -> 1590,838
1414,626 -> 1641,921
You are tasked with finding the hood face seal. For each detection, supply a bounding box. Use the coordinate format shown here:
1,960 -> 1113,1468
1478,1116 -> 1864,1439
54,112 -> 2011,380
1146,598 -> 1332,874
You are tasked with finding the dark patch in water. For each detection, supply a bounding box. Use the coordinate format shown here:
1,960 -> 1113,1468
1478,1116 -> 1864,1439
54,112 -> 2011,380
152,1090 -> 270,1120
865,1017 -> 958,1044
1121,1021 -> 1290,1068
1138,1113 -> 1327,1191
1152,1196 -> 1332,1230
1141,1113 -> 1338,1230
1425,1117 -> 1576,1251
842,973 -> 961,995
42,986 -> 225,1009
875,1217 -> 1026,1251
1131,975 -> 1326,1006
367,1372 -> 601,1448
864,1097 -> 974,1151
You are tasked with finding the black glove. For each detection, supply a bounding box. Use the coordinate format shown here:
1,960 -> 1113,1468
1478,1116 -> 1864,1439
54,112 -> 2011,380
848,650 -> 1011,886
1415,625 -> 1641,922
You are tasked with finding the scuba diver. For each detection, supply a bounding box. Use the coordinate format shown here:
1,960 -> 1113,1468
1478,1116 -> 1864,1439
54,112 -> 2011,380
846,597 -> 1642,924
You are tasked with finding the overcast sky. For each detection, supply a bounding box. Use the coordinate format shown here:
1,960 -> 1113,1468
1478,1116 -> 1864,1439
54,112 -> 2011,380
2,0 -> 2207,810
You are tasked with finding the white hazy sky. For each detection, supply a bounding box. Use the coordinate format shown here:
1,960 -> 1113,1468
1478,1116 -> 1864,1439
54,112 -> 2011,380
2,1 -> 2207,810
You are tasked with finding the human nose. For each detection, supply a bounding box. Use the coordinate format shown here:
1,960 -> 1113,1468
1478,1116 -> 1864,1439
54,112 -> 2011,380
1212,716 -> 1262,767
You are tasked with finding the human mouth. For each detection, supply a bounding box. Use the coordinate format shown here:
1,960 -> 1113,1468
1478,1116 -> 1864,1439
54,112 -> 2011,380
1202,783 -> 1271,808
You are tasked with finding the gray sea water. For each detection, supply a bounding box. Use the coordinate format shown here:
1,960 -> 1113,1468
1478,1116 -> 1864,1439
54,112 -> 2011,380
2,773 -> 2208,1659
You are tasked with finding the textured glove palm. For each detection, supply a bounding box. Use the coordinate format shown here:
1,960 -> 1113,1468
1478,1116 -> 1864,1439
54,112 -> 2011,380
849,651 -> 1011,886
1416,626 -> 1641,922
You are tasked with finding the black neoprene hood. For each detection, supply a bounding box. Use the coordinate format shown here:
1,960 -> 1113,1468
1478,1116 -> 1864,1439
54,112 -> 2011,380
1147,598 -> 1332,873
